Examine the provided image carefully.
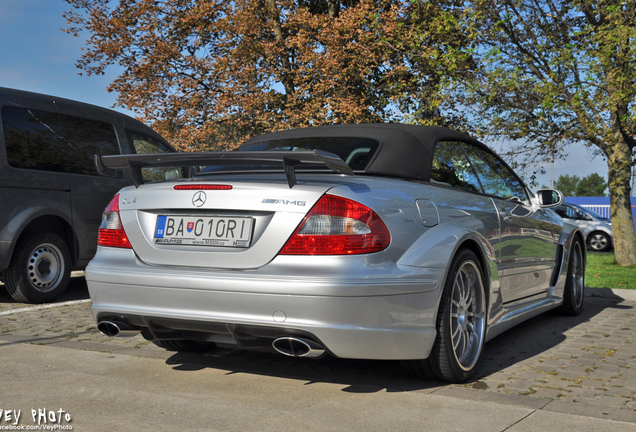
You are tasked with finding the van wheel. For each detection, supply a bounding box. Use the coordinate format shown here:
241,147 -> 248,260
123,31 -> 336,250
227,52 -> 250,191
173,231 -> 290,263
4,232 -> 71,303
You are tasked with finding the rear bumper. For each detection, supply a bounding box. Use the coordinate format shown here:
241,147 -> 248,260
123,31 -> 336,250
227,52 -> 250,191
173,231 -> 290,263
86,247 -> 445,360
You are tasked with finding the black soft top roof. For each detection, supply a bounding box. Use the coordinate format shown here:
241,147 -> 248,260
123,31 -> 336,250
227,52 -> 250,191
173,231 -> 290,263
97,124 -> 494,187
243,124 -> 485,181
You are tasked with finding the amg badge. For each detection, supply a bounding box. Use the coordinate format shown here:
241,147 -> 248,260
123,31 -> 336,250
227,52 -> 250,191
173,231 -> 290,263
262,199 -> 306,206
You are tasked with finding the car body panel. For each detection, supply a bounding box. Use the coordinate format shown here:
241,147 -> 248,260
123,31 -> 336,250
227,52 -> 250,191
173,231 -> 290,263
0,189 -> 73,268
88,247 -> 443,359
496,198 -> 559,302
118,180 -> 331,269
486,220 -> 582,340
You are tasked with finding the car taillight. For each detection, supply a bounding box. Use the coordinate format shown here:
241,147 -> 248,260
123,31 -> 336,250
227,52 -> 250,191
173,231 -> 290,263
279,194 -> 390,255
98,194 -> 132,249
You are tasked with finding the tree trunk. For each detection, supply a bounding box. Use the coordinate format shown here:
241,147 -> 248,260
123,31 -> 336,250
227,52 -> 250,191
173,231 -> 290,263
607,138 -> 636,266
327,1 -> 339,18
267,0 -> 295,96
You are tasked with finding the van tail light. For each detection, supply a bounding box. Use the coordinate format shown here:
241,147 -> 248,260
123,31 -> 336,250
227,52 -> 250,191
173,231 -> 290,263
98,194 -> 132,249
279,194 -> 390,255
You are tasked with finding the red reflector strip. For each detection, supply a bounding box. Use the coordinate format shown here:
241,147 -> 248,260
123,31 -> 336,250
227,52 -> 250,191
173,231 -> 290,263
173,185 -> 232,190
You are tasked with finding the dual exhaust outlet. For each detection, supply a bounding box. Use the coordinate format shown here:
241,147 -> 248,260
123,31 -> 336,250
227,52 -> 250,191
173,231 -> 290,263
97,321 -> 325,358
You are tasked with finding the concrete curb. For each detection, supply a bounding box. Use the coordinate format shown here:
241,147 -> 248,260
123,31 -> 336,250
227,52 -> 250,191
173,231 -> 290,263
0,299 -> 91,317
586,287 -> 636,300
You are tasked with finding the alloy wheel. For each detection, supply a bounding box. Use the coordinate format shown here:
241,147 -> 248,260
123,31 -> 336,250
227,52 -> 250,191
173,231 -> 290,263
571,242 -> 585,308
450,261 -> 486,371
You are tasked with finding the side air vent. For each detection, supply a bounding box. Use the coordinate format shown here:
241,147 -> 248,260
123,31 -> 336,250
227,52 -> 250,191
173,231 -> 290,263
550,244 -> 564,287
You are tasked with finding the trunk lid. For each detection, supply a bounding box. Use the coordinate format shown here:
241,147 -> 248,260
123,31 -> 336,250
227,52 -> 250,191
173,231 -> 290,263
117,179 -> 332,269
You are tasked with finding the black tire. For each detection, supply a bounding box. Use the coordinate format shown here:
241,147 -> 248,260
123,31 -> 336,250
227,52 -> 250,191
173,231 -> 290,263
561,237 -> 585,316
408,249 -> 487,383
4,232 -> 71,303
587,231 -> 611,252
151,339 -> 218,353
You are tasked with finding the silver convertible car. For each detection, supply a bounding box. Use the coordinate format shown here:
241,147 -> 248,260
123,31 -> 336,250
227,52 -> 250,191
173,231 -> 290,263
87,124 -> 585,383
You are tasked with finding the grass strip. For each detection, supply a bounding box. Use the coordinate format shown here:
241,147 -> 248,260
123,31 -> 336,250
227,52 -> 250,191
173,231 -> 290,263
586,253 -> 636,290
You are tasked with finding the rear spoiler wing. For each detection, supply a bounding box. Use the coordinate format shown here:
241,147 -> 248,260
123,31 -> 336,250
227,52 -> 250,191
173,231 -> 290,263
95,150 -> 354,188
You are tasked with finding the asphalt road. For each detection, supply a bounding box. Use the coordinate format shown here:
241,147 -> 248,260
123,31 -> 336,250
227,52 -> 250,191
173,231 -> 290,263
1,275 -> 635,431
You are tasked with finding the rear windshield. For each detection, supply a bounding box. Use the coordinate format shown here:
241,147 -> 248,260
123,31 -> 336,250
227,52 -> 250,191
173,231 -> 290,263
197,137 -> 380,175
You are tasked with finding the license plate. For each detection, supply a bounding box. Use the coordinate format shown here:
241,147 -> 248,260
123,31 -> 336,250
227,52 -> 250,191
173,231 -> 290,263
154,215 -> 253,247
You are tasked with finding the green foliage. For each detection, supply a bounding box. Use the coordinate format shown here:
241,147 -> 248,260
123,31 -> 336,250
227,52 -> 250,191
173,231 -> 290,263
550,173 -> 607,196
553,174 -> 580,196
577,173 -> 607,196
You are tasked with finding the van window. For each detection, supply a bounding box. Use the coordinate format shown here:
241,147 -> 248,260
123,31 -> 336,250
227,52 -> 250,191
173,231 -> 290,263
2,106 -> 121,176
130,132 -> 173,154
129,131 -> 182,182
2,106 -> 67,173
61,114 -> 121,176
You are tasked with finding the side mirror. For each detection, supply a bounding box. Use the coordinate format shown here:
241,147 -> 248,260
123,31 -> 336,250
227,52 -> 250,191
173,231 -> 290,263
535,189 -> 564,208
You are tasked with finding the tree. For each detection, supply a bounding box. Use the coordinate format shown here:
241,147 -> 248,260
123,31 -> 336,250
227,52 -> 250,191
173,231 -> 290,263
64,0 -> 474,150
462,0 -> 636,265
549,173 -> 607,196
577,172 -> 607,196
553,174 -> 581,196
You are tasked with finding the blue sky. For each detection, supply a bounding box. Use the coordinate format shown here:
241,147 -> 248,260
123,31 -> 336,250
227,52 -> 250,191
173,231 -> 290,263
0,0 -> 130,115
0,0 -> 614,192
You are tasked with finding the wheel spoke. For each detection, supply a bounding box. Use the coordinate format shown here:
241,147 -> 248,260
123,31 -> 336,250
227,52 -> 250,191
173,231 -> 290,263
465,322 -> 474,336
454,327 -> 465,353
455,276 -> 465,304
460,328 -> 469,356
452,322 -> 460,339
573,250 -> 579,274
462,272 -> 473,304
453,330 -> 461,351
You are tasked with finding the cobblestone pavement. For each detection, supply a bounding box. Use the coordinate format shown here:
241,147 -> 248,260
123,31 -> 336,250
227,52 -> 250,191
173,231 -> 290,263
1,278 -> 635,424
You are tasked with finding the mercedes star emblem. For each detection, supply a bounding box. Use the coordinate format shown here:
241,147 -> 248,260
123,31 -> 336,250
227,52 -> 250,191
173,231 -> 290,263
192,191 -> 207,207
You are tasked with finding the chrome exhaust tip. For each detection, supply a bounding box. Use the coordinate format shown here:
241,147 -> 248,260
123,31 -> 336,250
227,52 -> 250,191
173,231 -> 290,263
97,321 -> 140,338
272,337 -> 325,358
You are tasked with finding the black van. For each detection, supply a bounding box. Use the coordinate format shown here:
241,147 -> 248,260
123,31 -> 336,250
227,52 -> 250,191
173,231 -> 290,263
0,87 -> 176,303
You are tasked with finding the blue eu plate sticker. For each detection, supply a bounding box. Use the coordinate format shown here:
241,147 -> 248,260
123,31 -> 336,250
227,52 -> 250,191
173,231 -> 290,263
155,215 -> 167,238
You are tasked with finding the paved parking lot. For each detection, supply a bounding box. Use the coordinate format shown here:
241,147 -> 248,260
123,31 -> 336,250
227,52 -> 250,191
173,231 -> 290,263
1,275 -> 635,430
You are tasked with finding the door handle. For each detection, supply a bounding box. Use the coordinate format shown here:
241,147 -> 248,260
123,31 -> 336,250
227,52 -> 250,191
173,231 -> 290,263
499,210 -> 513,222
